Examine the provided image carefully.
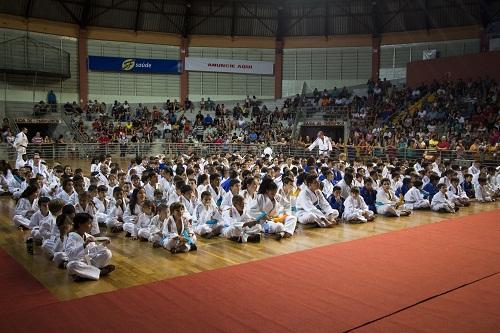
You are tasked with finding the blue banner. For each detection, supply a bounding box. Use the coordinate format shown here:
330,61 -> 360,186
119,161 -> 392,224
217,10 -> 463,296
88,56 -> 182,74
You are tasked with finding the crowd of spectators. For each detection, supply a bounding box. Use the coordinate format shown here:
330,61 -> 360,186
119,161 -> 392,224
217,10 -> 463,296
346,78 -> 499,158
65,96 -> 295,146
296,78 -> 499,161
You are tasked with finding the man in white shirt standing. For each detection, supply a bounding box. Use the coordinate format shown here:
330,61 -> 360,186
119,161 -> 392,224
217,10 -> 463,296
13,127 -> 29,166
307,131 -> 333,156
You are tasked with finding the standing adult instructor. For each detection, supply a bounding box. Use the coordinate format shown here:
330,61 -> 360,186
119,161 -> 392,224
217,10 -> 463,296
307,131 -> 333,156
13,127 -> 29,165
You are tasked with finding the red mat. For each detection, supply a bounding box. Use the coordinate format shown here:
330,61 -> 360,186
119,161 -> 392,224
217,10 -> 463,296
1,210 -> 499,332
355,273 -> 500,332
0,249 -> 57,315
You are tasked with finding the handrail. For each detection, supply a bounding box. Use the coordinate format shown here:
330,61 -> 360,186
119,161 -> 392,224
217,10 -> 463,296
0,143 -> 498,167
61,111 -> 89,143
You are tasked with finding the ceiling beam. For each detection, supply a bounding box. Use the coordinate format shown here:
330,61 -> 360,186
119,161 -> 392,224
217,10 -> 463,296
284,4 -> 318,36
86,0 -> 129,25
479,0 -> 491,28
182,2 -> 192,37
379,0 -> 413,32
275,3 -> 286,40
330,0 -> 372,32
324,1 -> 329,37
134,0 -> 142,31
237,1 -> 275,35
25,0 -> 33,18
230,0 -> 237,37
371,1 -> 382,36
188,1 -> 229,32
55,0 -> 83,26
145,0 -> 184,33
81,0 -> 91,28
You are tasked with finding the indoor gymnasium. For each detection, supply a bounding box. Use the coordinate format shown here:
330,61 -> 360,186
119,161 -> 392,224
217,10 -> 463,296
0,0 -> 500,332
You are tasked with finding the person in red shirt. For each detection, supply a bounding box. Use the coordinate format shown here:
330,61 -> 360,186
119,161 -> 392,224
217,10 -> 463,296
436,136 -> 450,150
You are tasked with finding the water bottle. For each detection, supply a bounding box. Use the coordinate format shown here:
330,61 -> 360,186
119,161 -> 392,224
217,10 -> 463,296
290,195 -> 297,214
26,237 -> 34,255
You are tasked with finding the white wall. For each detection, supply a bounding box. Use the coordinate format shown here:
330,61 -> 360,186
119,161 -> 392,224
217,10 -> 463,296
0,28 -> 79,108
380,39 -> 480,80
283,47 -> 372,96
87,39 -> 180,104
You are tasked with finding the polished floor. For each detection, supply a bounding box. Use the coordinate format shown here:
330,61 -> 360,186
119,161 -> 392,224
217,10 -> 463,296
1,195 -> 499,301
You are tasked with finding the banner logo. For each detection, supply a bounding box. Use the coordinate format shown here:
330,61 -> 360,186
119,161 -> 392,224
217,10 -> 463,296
122,58 -> 136,71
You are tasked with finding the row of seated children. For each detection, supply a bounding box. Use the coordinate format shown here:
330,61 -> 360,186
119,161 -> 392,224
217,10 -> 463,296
13,187 -> 114,281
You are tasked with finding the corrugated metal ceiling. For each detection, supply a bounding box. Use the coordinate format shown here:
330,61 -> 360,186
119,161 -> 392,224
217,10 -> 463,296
0,0 -> 490,37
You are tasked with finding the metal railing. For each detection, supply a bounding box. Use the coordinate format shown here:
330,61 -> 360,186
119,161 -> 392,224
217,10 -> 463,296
0,143 -> 498,167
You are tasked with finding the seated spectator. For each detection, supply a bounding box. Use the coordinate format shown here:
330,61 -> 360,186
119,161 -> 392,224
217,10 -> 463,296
31,132 -> 43,145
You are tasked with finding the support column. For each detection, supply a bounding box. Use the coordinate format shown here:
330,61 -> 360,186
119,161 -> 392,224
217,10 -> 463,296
479,29 -> 490,52
371,36 -> 381,82
180,37 -> 189,103
274,40 -> 283,99
78,29 -> 88,107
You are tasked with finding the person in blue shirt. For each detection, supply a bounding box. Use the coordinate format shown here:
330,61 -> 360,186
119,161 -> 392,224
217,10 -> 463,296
461,173 -> 475,198
204,114 -> 213,126
328,186 -> 344,217
395,177 -> 412,198
221,170 -> 238,193
360,178 -> 377,213
423,174 -> 440,202
47,90 -> 57,112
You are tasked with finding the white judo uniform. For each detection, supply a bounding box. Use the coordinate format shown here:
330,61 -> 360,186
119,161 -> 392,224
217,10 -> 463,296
145,215 -> 168,244
342,195 -> 374,222
192,202 -> 223,236
247,194 -> 297,236
75,203 -> 100,235
136,212 -> 154,240
64,232 -> 112,281
161,216 -> 197,252
12,197 -> 37,228
106,198 -> 126,229
403,187 -> 430,209
376,188 -> 412,216
29,210 -> 50,242
475,184 -> 494,202
296,187 -> 339,226
308,136 -> 333,156
221,207 -> 263,242
123,204 -> 143,236
430,191 -> 455,212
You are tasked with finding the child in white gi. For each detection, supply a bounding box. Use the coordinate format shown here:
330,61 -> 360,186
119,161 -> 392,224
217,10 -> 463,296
192,191 -> 224,238
106,187 -> 126,232
296,174 -> 338,227
431,183 -> 457,213
65,213 -> 115,281
75,192 -> 100,236
136,200 -> 155,241
29,196 -> 51,243
148,203 -> 169,247
13,185 -> 39,228
475,177 -> 495,203
247,178 -> 297,240
343,187 -> 375,223
123,187 -> 146,235
220,179 -> 241,211
448,177 -> 470,207
376,178 -> 412,217
221,194 -> 262,243
403,180 -> 430,210
161,202 -> 197,254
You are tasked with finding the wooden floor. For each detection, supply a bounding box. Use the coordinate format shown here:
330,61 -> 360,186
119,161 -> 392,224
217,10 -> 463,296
1,195 -> 499,301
